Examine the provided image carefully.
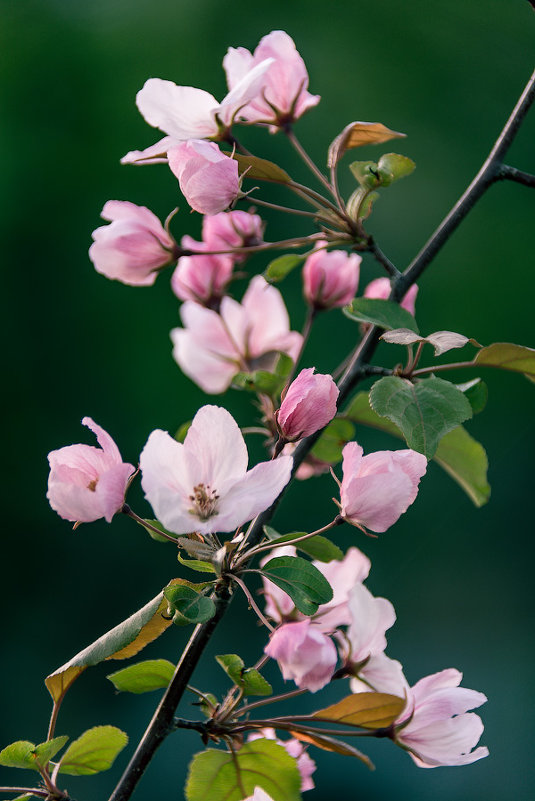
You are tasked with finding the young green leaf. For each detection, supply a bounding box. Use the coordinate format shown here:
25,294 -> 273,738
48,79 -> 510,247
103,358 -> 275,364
456,378 -> 488,414
164,581 -> 216,626
32,736 -> 69,767
264,254 -> 305,283
107,659 -> 175,694
0,741 -> 36,770
312,692 -> 405,729
232,153 -> 292,183
57,726 -> 128,776
186,739 -> 301,801
369,375 -> 472,458
177,553 -> 217,574
215,654 -> 272,696
141,518 -> 177,543
473,342 -> 535,378
349,161 -> 380,189
376,152 -> 415,185
259,556 -> 333,615
343,298 -> 419,333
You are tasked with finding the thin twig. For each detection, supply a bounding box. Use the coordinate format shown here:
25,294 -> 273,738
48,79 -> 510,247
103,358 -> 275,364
497,164 -> 535,187
231,574 -> 274,631
284,126 -> 335,196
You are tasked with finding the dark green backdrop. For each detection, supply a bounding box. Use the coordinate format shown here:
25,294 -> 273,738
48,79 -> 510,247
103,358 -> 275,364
2,1 -> 534,799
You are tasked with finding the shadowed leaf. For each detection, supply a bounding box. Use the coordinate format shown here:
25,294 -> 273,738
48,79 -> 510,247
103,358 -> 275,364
260,556 -> 333,615
288,729 -> 373,768
312,692 -> 405,729
328,121 -> 406,168
232,153 -> 291,183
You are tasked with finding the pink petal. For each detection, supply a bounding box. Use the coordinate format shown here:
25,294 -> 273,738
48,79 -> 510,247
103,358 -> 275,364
120,136 -> 177,165
136,79 -> 219,140
170,328 -> 238,394
347,583 -> 396,661
216,455 -> 293,531
183,405 -> 248,490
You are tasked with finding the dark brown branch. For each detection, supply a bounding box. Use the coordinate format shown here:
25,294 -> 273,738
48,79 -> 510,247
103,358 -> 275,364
497,164 -> 535,187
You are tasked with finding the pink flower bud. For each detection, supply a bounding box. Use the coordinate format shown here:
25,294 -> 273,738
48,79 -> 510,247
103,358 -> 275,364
264,619 -> 338,693
363,276 -> 418,316
277,368 -> 339,442
339,442 -> 427,533
47,418 -> 135,524
303,248 -> 361,309
171,253 -> 234,305
168,140 -> 241,215
89,201 -> 177,286
224,31 -> 320,128
203,210 -> 264,256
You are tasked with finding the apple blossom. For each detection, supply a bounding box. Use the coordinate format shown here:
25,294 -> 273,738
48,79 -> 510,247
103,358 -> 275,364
47,417 -> 135,524
350,652 -> 409,697
264,619 -> 338,693
345,583 -> 396,664
139,405 -> 292,535
364,276 -> 419,316
168,140 -> 241,215
302,247 -> 361,309
276,368 -> 339,442
171,275 -> 302,394
171,253 -> 234,306
121,58 -> 273,164
338,442 -> 427,533
199,210 -> 264,257
248,729 -> 316,791
89,201 -> 177,286
224,31 -> 320,128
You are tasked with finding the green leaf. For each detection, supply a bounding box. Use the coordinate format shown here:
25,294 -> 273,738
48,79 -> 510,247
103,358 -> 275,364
215,654 -> 272,696
343,298 -> 419,333
232,153 -> 292,184
344,391 -> 490,506
0,741 -> 36,770
232,370 -> 285,397
177,553 -> 217,574
141,518 -> 177,543
349,160 -> 380,189
286,728 -> 373,768
6,795 -> 35,800
185,739 -> 301,801
164,580 -> 216,626
369,375 -> 472,458
456,378 -> 488,414
260,556 -> 333,615
376,152 -> 415,185
473,342 -> 535,379
57,726 -> 128,776
33,736 -> 69,766
262,526 -> 343,562
45,582 -> 179,704
311,418 -> 355,464
264,254 -> 305,283
312,692 -> 405,729
106,659 -> 175,694
174,420 -> 192,442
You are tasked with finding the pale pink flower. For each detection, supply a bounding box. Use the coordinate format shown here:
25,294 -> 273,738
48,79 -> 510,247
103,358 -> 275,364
350,652 -> 409,697
171,275 -> 302,394
121,59 -> 273,164
303,248 -> 361,309
182,210 -> 264,263
224,31 -> 320,128
248,729 -> 316,791
363,277 -> 418,316
338,442 -> 427,533
171,253 -> 234,305
89,201 -> 177,286
139,405 -> 292,535
47,418 -> 135,524
396,669 -> 489,768
264,619 -> 338,692
168,140 -> 241,215
277,368 -> 339,442
312,547 -> 371,630
242,790 -> 275,801
345,583 -> 396,664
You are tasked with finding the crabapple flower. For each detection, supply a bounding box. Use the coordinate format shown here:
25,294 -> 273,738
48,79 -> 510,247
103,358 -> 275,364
89,201 -> 177,286
395,669 -> 489,768
184,210 -> 264,259
303,247 -> 361,309
264,619 -> 338,692
139,405 -> 292,535
276,368 -> 339,442
248,729 -> 316,791
121,58 -> 273,164
350,652 -> 409,698
171,275 -> 302,393
168,140 -> 241,215
345,583 -> 396,664
363,277 -> 418,316
171,253 -> 234,305
338,442 -> 427,533
224,31 -> 320,128
47,418 -> 135,524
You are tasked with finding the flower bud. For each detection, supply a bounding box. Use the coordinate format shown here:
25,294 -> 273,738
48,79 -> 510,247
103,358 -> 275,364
171,253 -> 234,305
363,276 -> 418,316
264,619 -> 338,693
303,248 -> 361,309
168,140 -> 241,215
276,368 -> 338,442
203,210 -> 264,257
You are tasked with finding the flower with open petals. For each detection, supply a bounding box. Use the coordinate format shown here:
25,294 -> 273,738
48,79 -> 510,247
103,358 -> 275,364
140,405 -> 292,535
168,140 -> 241,215
276,368 -> 339,442
47,418 -> 135,524
224,31 -> 320,128
171,252 -> 234,305
264,619 -> 338,693
338,442 -> 427,533
345,583 -> 396,663
89,201 -> 177,286
171,275 -> 302,394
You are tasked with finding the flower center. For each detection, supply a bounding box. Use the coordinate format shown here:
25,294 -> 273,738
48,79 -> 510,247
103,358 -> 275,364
87,478 -> 98,492
188,483 -> 219,520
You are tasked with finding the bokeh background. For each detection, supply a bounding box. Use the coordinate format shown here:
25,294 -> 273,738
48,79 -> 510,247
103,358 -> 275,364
2,1 -> 535,799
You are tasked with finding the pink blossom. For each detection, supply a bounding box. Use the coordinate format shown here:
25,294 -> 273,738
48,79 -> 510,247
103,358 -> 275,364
303,248 -> 361,309
89,201 -> 177,286
264,619 -> 338,692
363,277 -> 418,316
350,652 -> 409,697
312,547 -> 371,630
168,140 -> 241,215
248,729 -> 316,791
277,368 -> 339,442
339,442 -> 427,533
121,59 -> 273,164
171,253 -> 234,305
242,790 -> 275,801
224,31 -> 320,128
171,275 -> 302,394
47,418 -> 135,524
396,669 -> 489,768
345,583 -> 396,663
182,210 -> 264,264
139,405 -> 292,535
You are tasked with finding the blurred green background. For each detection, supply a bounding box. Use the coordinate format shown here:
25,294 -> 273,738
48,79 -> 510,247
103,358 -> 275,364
2,0 -> 535,799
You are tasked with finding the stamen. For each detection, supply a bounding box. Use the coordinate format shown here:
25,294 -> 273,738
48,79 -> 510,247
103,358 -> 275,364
188,483 -> 220,520
87,479 -> 98,492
